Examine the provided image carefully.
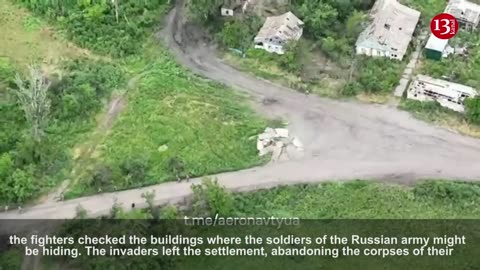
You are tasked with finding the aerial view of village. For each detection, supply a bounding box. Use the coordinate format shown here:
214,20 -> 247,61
1,0 -> 480,269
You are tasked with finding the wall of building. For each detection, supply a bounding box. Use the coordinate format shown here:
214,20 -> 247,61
425,48 -> 442,60
406,79 -> 476,113
221,8 -> 234,16
356,45 -> 401,60
255,42 -> 285,54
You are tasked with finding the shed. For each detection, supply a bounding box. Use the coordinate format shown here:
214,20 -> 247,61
424,34 -> 448,60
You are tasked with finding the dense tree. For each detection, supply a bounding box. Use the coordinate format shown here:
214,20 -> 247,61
345,10 -> 367,40
298,1 -> 338,39
218,20 -> 252,52
277,41 -> 304,74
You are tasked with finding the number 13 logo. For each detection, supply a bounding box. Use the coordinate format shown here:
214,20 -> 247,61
430,13 -> 458,39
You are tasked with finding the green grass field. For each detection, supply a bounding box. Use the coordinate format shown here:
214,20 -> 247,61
65,49 -> 267,197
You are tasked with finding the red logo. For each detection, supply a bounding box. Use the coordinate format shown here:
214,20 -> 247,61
430,13 -> 459,39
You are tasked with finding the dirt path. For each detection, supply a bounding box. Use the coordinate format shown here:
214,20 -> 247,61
43,72 -> 149,203
3,2 -> 480,219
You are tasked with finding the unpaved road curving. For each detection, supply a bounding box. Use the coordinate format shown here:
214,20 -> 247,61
162,2 -> 480,170
2,2 -> 480,220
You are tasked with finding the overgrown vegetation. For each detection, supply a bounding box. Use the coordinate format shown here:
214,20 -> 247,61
0,56 -> 125,204
17,0 -> 170,57
3,0 -> 265,202
65,49 -> 266,198
343,57 -> 404,96
187,179 -> 480,218
399,99 -> 480,138
420,31 -> 480,90
0,247 -> 22,270
30,179 -> 480,269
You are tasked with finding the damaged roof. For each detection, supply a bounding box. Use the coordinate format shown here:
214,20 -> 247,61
254,11 -> 304,41
446,0 -> 480,26
356,0 -> 420,59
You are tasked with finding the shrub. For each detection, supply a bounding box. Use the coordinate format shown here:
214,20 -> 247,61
465,97 -> 480,125
191,178 -> 234,216
49,59 -> 125,121
120,157 -> 149,184
88,164 -> 120,192
0,167 -> 36,203
352,57 -> 403,94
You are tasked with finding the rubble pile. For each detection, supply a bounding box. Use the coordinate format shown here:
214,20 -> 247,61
257,127 -> 303,162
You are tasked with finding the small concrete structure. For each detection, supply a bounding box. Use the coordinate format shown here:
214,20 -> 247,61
254,12 -> 304,54
256,127 -> 303,162
424,34 -> 450,60
221,0 -> 251,16
355,0 -> 420,60
446,0 -> 480,31
407,75 -> 478,112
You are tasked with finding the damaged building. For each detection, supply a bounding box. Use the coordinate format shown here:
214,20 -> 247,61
407,75 -> 478,112
253,11 -> 304,54
355,0 -> 420,60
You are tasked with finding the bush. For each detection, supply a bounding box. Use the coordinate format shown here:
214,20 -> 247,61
88,164 -> 121,192
120,157 -> 149,184
0,153 -> 14,182
0,167 -> 36,203
49,59 -> 125,121
191,178 -> 234,216
465,97 -> 480,125
217,20 -> 252,52
349,57 -> 403,94
277,41 -> 304,74
341,82 -> 358,96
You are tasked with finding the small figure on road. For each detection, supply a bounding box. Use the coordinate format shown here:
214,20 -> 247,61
18,206 -> 23,214
131,203 -> 136,209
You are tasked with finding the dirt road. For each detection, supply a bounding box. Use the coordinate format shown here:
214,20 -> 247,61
1,3 -> 480,220
161,3 -> 480,167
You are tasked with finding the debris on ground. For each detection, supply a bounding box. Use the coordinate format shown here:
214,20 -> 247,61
257,127 -> 304,162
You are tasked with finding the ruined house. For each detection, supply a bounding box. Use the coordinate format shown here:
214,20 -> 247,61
407,75 -> 477,112
221,0 -> 251,16
355,0 -> 420,60
253,11 -> 304,54
445,0 -> 480,31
